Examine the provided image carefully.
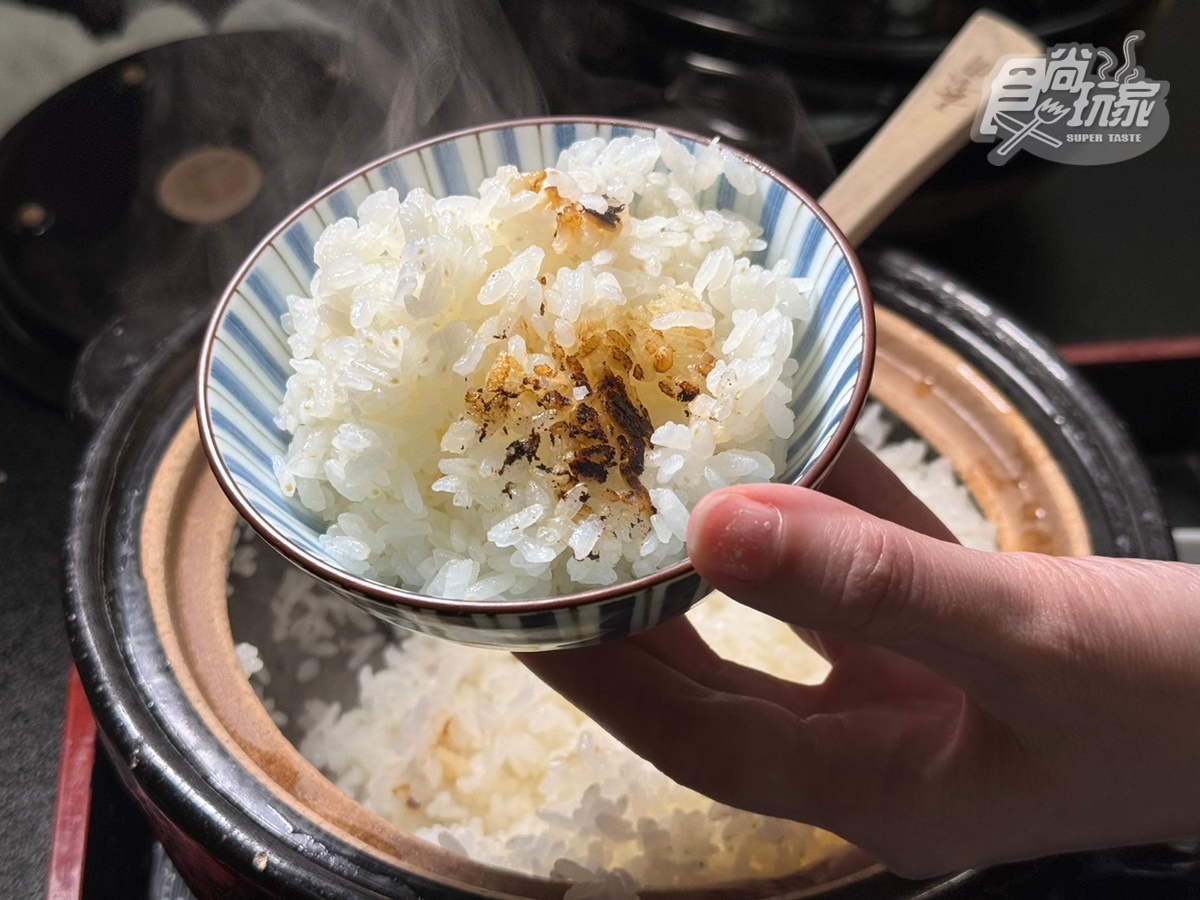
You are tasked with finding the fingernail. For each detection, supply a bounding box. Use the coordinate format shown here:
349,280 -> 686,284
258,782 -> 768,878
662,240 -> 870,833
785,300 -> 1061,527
693,494 -> 783,584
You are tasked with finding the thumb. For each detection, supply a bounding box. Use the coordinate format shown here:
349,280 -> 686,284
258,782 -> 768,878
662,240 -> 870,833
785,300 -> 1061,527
686,483 -> 1065,689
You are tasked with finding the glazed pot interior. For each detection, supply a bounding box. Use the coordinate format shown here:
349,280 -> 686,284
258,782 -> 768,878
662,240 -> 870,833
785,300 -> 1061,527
871,306 -> 1090,557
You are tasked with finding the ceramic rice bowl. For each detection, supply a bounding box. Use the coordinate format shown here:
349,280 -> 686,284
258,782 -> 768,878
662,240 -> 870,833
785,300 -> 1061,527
196,117 -> 873,651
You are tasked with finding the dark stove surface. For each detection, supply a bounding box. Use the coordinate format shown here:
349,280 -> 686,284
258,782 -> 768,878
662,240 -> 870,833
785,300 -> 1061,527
2,1 -> 1199,898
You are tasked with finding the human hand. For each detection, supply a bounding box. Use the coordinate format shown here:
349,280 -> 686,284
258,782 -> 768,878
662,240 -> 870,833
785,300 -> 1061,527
520,439 -> 1200,877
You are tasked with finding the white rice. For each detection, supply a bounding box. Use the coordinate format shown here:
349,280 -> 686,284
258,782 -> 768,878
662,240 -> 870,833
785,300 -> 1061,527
853,404 -> 997,551
235,407 -> 997,898
234,641 -> 264,678
297,595 -> 841,897
273,130 -> 814,600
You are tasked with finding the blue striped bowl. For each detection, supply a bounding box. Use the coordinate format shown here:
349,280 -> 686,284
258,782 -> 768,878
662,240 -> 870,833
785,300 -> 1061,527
197,117 -> 874,651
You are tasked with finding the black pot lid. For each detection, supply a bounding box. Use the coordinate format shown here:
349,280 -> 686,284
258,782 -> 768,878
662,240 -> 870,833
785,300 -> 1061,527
63,250 -> 1174,898
0,29 -> 393,408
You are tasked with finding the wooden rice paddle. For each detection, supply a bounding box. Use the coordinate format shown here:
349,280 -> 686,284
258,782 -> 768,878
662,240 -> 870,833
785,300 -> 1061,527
818,11 -> 1044,247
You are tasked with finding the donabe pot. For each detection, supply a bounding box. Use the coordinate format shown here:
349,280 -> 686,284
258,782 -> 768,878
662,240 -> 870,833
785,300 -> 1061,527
64,250 -> 1172,898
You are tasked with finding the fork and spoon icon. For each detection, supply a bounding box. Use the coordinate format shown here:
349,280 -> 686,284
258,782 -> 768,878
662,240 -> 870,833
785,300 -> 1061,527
993,98 -> 1072,156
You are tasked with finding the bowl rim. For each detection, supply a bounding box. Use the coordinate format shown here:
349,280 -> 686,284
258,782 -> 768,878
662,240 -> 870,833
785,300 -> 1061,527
196,114 -> 876,616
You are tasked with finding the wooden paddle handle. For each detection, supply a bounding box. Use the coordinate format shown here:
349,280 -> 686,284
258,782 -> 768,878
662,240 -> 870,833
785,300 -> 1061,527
818,11 -> 1044,247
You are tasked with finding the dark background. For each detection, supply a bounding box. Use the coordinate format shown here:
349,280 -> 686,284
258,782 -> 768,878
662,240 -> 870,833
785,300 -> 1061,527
0,1 -> 1196,898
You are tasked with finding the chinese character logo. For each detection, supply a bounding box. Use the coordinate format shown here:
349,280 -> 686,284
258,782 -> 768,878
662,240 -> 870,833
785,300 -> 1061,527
972,31 -> 1169,165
